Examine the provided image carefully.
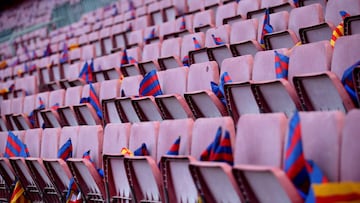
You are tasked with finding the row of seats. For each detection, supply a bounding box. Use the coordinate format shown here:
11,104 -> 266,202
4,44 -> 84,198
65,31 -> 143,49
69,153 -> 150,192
0,110 -> 358,202
1,34 -> 359,131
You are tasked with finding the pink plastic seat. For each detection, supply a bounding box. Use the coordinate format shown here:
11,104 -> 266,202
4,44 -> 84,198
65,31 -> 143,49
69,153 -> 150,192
138,42 -> 161,75
181,32 -> 206,65
57,86 -> 83,126
158,37 -> 183,70
40,89 -> 65,128
215,2 -> 237,27
193,9 -> 215,33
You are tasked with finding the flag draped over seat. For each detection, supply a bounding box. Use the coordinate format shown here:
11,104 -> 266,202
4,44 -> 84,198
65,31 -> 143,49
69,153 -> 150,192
60,43 -> 69,64
78,59 -> 94,84
211,72 -> 232,106
293,0 -> 300,7
211,130 -> 233,165
166,136 -> 181,155
193,37 -> 202,50
341,60 -> 360,106
89,83 -> 103,120
274,50 -> 290,80
120,49 -> 129,67
260,9 -> 273,49
200,126 -> 222,161
180,16 -> 186,30
145,28 -> 156,41
211,34 -> 225,46
58,138 -> 73,161
28,97 -> 46,127
134,143 -> 150,156
330,11 -> 351,48
139,69 -> 163,96
43,43 -> 52,57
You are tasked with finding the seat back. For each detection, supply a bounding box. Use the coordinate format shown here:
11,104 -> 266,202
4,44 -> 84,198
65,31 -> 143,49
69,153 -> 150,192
64,86 -> 83,106
325,0 -> 360,25
120,75 -> 143,97
181,32 -> 206,60
24,128 -> 43,157
205,25 -> 230,48
252,48 -> 288,81
257,11 -> 289,43
59,126 -> 80,158
40,128 -> 61,159
215,2 -> 237,27
221,55 -> 253,83
162,67 -> 188,94
103,123 -> 131,154
99,79 -> 120,102
235,113 -> 287,167
187,61 -> 219,92
230,19 -> 258,44
76,125 -> 103,168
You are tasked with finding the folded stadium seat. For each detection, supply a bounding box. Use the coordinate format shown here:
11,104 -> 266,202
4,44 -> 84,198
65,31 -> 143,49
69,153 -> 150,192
2,67 -> 13,83
40,89 -> 65,128
0,131 -> 25,200
59,62 -> 82,89
113,13 -> 124,25
99,27 -> 113,56
257,10 -> 289,46
187,0 -> 205,14
325,0 -> 360,33
78,34 -> 90,48
103,16 -> 114,28
264,4 -> 324,50
148,1 -> 164,25
74,24 -> 92,38
341,109 -> 360,181
222,56 -> 261,124
122,121 -> 164,202
102,52 -> 122,80
111,23 -> 128,53
181,32 -> 206,66
43,126 -> 79,202
136,5 -> 148,18
229,19 -> 263,57
13,64 -> 24,79
88,31 -> 101,58
185,61 -> 228,118
161,0 -> 185,22
0,99 -> 11,131
204,25 -> 232,68
57,86 -> 83,126
92,21 -> 103,32
261,0 -> 294,13
138,42 -> 161,75
291,38 -> 356,112
14,75 -> 38,98
47,53 -> 62,88
102,123 -> 133,202
93,56 -> 106,82
66,125 -> 105,202
72,83 -> 102,126
215,2 -> 237,27
9,128 -> 44,202
127,29 -> 144,50
157,37 -> 183,70
159,20 -> 177,40
68,46 -> 81,64
81,44 -> 96,62
97,79 -> 121,124
50,42 -> 59,55
134,15 -> 151,31
120,47 -> 142,77
183,117 -> 238,202
37,56 -> 52,91
193,9 -> 215,33
301,111 -> 343,181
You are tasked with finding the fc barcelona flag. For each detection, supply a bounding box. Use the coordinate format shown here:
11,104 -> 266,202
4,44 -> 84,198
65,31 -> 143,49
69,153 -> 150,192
166,136 -> 181,155
134,143 -> 150,156
193,37 -> 202,50
88,83 -> 103,120
274,50 -> 290,80
211,34 -> 225,46
79,60 -> 94,84
260,9 -> 273,48
200,126 -> 222,161
4,131 -> 24,158
58,138 -> 73,161
341,60 -> 360,106
139,70 -> 163,96
211,130 -> 233,165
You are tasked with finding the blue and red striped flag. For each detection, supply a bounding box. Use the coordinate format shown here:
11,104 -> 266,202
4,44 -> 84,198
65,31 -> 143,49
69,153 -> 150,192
79,60 -> 94,84
274,50 -> 289,80
166,136 -> 181,155
330,11 -> 351,47
145,28 -> 156,41
43,43 -> 52,57
341,60 -> 360,106
211,34 -> 225,46
82,149 -> 104,178
120,49 -> 129,67
4,131 -> 24,158
139,69 -> 163,96
19,144 -> 30,157
29,63 -> 36,73
126,23 -> 133,32
51,103 -> 60,111
305,160 -> 329,203
128,56 -> 138,64
180,15 -> 186,30
211,72 -> 232,105
134,143 -> 150,156
60,43 -> 69,64
211,130 -> 233,165
193,37 -> 202,50
58,138 -> 72,161
284,111 -> 310,195
260,9 -> 273,48
182,55 -> 189,67
32,50 -> 37,60
28,97 -> 46,127
293,0 -> 300,7
88,83 -> 103,120
200,126 -> 222,161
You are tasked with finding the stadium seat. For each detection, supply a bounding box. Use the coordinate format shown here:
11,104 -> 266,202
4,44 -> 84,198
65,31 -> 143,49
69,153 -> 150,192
215,2 -> 237,27
158,37 -> 183,70
193,9 -> 215,33
182,32 -> 206,65
40,89 -> 65,128
57,86 -> 83,126
138,42 -> 161,75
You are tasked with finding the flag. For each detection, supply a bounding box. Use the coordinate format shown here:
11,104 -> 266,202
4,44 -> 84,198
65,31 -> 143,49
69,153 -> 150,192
51,103 -> 60,111
134,143 -> 150,156
180,15 -> 186,30
139,70 -> 163,96
88,83 -> 103,120
28,63 -> 36,73
28,97 -> 46,127
166,136 -> 181,155
182,55 -> 189,67
32,50 -> 37,60
128,56 -> 138,64
78,60 -> 94,84
260,9 -> 273,48
305,182 -> 360,203
274,51 -> 289,80
4,131 -> 24,158
66,177 -> 80,203
341,60 -> 360,106
211,72 -> 232,105
121,147 -> 134,156
82,150 -> 104,178
58,138 -> 72,161
10,181 -> 30,203
284,111 -> 310,194
330,11 -> 351,47
60,43 -> 69,64
125,23 -> 132,32
293,0 -> 300,7
200,126 -> 222,161
211,130 -> 233,165
193,37 -> 201,50
145,28 -> 156,41
19,144 -> 30,158
211,34 -> 225,46
43,43 -> 52,57
128,0 -> 135,11
120,49 -> 129,67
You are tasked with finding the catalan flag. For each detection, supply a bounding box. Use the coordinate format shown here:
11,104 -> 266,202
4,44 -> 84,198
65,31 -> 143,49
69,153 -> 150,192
10,180 -> 30,203
200,126 -> 222,161
180,15 -> 186,30
211,130 -> 233,165
305,182 -> 360,203
121,147 -> 134,156
211,34 -> 225,46
166,136 -> 181,155
78,60 -> 94,84
341,60 -> 360,106
58,138 -> 72,161
66,177 -> 80,203
139,69 -> 163,96
274,50 -> 290,80
193,37 -> 202,50
260,9 -> 273,49
330,11 -> 351,48
284,111 -> 310,194
134,143 -> 150,156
